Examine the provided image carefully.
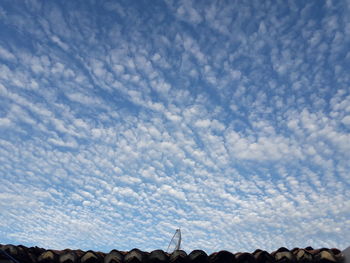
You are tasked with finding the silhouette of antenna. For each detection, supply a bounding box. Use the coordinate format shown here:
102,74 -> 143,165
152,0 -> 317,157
166,229 -> 181,253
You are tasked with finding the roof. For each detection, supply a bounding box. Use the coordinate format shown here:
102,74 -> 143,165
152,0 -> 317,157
0,244 -> 344,263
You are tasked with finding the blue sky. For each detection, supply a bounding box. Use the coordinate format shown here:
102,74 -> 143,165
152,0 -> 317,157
0,0 -> 349,254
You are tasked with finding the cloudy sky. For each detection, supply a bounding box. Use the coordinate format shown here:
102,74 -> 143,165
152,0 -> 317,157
0,0 -> 350,254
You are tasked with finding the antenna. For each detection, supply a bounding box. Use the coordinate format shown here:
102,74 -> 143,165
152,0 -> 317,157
0,248 -> 21,263
166,229 -> 181,253
343,246 -> 350,263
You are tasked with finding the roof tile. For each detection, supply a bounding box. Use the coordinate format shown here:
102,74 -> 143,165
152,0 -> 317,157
235,252 -> 256,263
59,251 -> 78,263
124,249 -> 146,263
104,250 -> 124,263
295,249 -> 313,263
169,250 -> 187,263
317,251 -> 337,263
274,251 -> 295,263
209,251 -> 235,263
81,251 -> 103,263
148,250 -> 168,263
38,250 -> 59,263
253,250 -> 274,263
188,250 -> 208,263
0,244 -> 345,263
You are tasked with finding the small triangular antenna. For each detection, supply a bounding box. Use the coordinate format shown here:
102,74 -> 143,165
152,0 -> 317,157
0,248 -> 20,263
343,246 -> 350,263
166,229 -> 181,253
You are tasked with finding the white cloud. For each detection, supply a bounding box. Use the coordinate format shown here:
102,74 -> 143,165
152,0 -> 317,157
0,46 -> 16,62
195,119 -> 211,128
51,35 -> 69,50
0,117 -> 11,127
65,92 -> 101,105
0,0 -> 349,254
341,115 -> 350,126
158,185 -> 187,201
48,137 -> 78,148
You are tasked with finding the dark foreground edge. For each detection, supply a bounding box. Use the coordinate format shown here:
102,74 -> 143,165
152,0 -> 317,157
0,244 -> 344,263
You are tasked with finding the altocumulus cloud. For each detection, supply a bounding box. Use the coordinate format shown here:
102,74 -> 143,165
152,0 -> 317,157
0,0 -> 349,254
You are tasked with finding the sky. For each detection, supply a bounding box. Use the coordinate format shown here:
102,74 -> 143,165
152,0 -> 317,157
0,0 -> 349,255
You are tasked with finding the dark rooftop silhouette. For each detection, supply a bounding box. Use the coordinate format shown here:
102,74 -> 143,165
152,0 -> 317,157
0,244 -> 345,263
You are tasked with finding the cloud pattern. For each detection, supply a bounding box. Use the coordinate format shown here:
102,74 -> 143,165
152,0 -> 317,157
0,0 -> 349,254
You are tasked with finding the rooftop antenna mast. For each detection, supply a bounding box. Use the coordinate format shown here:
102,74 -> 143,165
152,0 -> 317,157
166,229 -> 181,253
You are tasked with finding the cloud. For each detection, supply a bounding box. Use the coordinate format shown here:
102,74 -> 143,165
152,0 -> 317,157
0,0 -> 349,254
0,45 -> 16,62
342,115 -> 350,126
0,117 -> 11,127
